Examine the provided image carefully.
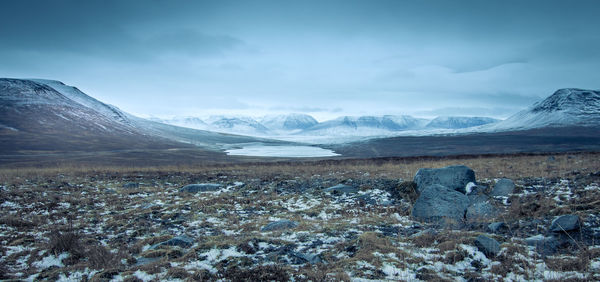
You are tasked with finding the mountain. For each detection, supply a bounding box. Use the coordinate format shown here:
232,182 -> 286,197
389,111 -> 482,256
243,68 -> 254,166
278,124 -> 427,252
261,113 -> 318,132
426,116 -> 499,129
0,78 -> 176,154
483,88 -> 600,131
0,78 -> 283,156
300,115 -> 428,136
206,116 -> 270,135
153,116 -> 209,130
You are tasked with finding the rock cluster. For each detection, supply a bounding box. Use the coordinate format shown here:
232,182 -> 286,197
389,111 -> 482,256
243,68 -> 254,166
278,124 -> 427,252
411,165 -> 499,225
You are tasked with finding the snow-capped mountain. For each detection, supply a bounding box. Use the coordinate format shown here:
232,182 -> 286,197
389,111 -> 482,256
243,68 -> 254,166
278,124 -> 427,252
0,78 -> 281,154
300,115 -> 428,136
30,79 -> 132,125
154,116 -> 209,130
206,116 -> 270,135
426,116 -> 499,129
261,113 -> 318,131
483,88 -> 600,131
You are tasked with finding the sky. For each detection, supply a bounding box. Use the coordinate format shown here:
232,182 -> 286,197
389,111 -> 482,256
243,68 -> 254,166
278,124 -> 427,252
1,0 -> 599,121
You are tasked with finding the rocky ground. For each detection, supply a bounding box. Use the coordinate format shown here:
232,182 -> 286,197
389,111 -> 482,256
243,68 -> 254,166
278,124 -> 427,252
1,153 -> 600,281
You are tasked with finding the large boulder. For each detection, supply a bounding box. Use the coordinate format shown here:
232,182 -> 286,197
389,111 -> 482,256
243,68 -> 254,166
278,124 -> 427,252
180,183 -> 222,193
490,178 -> 515,197
549,214 -> 580,232
414,165 -> 476,194
411,184 -> 469,225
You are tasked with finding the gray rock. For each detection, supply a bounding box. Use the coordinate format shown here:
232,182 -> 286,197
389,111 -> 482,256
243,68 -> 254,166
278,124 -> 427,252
411,184 -> 469,225
289,252 -> 323,264
134,257 -> 160,266
467,184 -> 487,196
180,183 -> 222,193
474,235 -> 500,257
466,201 -> 498,222
525,235 -> 558,256
490,178 -> 515,197
261,220 -> 298,232
150,235 -> 194,249
468,193 -> 489,205
488,222 -> 508,233
324,184 -> 358,194
356,193 -> 376,205
549,214 -> 580,232
414,165 -> 476,194
123,182 -> 139,189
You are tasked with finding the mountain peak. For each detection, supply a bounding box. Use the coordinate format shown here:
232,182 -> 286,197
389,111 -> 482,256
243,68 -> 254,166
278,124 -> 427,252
531,88 -> 600,113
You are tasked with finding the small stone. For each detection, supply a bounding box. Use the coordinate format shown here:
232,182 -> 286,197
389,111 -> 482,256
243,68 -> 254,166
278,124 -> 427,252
466,201 -> 498,222
525,235 -> 558,256
488,222 -> 507,233
324,184 -> 358,194
122,182 -> 139,189
490,179 -> 515,197
150,235 -> 195,249
474,235 -> 500,257
549,214 -> 580,232
261,220 -> 298,232
180,183 -> 222,193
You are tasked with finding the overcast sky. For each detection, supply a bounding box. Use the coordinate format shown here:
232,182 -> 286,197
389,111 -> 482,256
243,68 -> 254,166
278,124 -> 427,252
1,0 -> 599,120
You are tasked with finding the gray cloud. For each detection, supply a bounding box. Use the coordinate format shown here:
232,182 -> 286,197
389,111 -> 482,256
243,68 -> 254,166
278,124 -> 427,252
1,0 -> 599,119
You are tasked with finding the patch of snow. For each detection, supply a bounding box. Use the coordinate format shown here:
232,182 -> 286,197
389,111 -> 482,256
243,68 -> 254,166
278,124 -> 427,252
465,182 -> 477,194
133,270 -> 156,282
1,201 -> 21,208
381,263 -> 416,280
33,253 -> 69,269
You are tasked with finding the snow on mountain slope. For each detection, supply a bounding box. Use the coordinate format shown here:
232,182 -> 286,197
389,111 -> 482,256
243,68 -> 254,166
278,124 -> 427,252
31,79 -> 132,125
482,88 -> 600,131
206,115 -> 270,135
300,115 -> 427,136
10,79 -> 284,151
0,78 -> 188,153
426,116 -> 499,129
0,79 -> 74,106
261,113 -> 318,132
155,117 -> 209,130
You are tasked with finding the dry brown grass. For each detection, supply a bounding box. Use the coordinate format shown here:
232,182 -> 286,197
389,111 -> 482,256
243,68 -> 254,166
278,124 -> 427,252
490,242 -> 534,278
1,152 -> 598,184
508,193 -> 557,219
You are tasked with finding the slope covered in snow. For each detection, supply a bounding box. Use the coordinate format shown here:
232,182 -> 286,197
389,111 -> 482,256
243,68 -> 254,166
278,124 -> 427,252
1,78 -> 285,154
31,79 -> 132,125
261,113 -> 318,132
206,116 -> 270,135
426,116 -> 499,129
482,88 -> 600,131
300,115 -> 428,136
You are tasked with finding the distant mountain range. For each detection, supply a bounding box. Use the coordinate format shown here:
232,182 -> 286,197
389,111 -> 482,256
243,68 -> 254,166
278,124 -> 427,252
157,114 -> 501,137
2,78 -> 599,158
